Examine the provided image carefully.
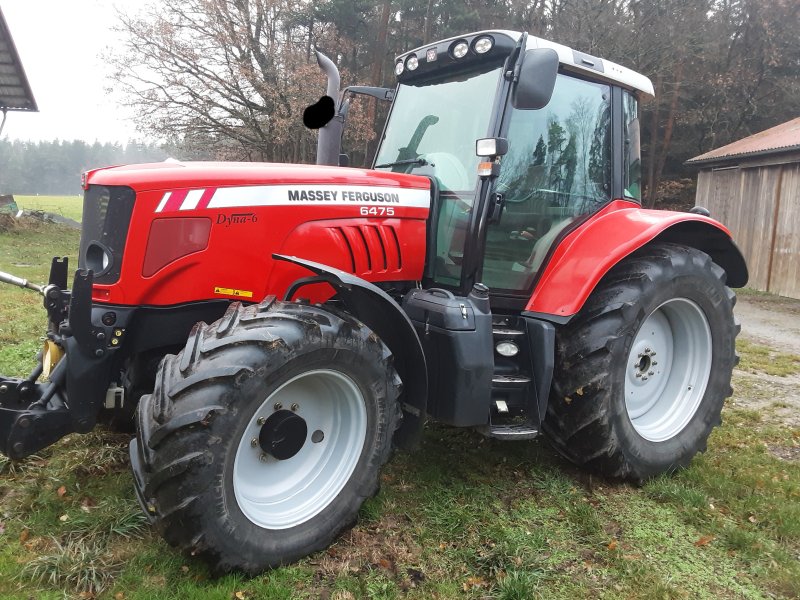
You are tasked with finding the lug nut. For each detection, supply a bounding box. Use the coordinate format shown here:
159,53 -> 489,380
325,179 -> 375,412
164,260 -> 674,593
291,403 -> 299,412
259,453 -> 269,463
274,402 -> 282,411
114,329 -> 123,337
635,373 -> 641,378
652,361 -> 658,366
0,385 -> 7,394
256,416 -> 266,426
642,376 -> 649,381
648,371 -> 654,375
250,438 -> 258,448
111,338 -> 119,346
645,348 -> 651,353
96,332 -> 106,341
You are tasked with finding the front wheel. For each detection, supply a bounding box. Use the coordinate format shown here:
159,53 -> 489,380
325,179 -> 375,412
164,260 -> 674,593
543,243 -> 738,481
130,299 -> 402,573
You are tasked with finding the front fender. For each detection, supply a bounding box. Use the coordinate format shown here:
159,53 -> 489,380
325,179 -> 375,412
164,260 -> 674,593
273,254 -> 427,449
526,201 -> 748,319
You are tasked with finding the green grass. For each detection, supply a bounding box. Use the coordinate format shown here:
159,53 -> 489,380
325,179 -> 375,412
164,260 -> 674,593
737,339 -> 800,377
0,225 -> 798,598
0,219 -> 80,376
14,195 -> 84,222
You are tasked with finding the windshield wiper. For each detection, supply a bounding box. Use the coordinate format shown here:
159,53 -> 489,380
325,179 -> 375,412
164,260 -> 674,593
374,157 -> 431,169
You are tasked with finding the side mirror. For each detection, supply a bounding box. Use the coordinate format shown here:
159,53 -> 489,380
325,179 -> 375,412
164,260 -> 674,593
512,48 -> 559,110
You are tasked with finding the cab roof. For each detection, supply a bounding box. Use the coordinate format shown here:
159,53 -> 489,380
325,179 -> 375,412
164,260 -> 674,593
397,30 -> 654,99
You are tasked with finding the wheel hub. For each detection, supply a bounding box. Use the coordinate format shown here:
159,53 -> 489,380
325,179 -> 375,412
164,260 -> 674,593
258,410 -> 308,460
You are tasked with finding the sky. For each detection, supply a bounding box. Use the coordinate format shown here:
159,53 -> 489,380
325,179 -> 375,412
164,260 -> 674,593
2,0 -> 149,143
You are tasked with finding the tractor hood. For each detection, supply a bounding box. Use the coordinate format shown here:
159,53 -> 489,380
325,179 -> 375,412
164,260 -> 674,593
82,161 -> 433,307
86,161 -> 430,193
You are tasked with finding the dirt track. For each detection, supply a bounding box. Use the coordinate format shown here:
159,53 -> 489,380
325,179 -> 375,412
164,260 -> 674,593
731,291 -> 800,428
734,292 -> 800,355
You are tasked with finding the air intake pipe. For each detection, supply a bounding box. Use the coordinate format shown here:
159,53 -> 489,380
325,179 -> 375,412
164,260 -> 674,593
314,50 -> 343,166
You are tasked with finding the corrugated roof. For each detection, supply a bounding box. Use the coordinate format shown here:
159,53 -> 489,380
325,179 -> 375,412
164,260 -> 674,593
0,6 -> 37,112
686,117 -> 800,166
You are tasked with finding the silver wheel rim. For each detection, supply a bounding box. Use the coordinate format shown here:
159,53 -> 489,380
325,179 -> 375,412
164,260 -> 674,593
624,298 -> 713,442
233,369 -> 367,529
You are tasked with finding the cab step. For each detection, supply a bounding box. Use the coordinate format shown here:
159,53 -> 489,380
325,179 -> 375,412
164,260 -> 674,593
492,327 -> 525,339
491,374 -> 531,388
477,422 -> 539,440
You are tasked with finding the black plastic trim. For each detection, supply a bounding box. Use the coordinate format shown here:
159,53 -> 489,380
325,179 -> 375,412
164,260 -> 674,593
522,317 -> 555,422
423,176 -> 441,281
521,310 -> 572,325
651,222 -> 749,288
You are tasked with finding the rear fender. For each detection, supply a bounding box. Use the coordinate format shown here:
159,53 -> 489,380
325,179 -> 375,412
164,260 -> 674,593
525,202 -> 749,320
274,254 -> 427,448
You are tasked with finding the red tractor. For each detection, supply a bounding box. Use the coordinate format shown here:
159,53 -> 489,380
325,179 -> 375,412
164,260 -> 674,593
0,30 -> 746,573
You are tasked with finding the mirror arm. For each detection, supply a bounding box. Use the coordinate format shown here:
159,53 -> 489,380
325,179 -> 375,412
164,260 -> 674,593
340,86 -> 395,104
505,32 -> 528,82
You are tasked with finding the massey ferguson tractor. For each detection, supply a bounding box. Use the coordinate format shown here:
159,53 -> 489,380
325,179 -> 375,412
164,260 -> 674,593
0,30 -> 746,573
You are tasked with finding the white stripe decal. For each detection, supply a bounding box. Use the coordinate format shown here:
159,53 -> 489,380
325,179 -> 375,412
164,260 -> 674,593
180,189 -> 205,211
155,192 -> 171,213
207,184 -> 430,209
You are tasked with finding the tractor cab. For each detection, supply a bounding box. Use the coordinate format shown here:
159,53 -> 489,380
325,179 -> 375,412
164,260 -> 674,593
370,31 -> 652,305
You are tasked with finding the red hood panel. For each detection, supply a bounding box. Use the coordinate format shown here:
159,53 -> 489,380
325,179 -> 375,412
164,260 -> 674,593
88,161 -> 432,306
86,161 -> 430,192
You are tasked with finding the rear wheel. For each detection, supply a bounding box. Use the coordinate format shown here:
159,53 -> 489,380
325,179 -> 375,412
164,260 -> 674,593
130,298 -> 402,573
543,243 -> 738,481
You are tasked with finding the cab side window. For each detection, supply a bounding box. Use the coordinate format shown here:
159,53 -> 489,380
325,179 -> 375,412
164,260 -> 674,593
482,74 -> 611,293
623,92 -> 641,201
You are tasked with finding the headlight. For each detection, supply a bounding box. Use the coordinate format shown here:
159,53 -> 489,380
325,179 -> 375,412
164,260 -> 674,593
406,55 -> 419,71
495,341 -> 519,357
395,61 -> 404,75
474,36 -> 493,54
452,41 -> 469,58
85,242 -> 113,276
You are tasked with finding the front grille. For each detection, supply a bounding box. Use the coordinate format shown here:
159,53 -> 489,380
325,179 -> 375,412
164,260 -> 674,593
79,185 -> 136,284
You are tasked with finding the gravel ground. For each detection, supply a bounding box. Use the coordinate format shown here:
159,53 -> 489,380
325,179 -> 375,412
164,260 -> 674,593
734,292 -> 800,355
731,290 -> 800,429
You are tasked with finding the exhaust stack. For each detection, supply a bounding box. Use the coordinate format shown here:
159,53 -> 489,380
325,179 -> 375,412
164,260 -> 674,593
314,50 -> 343,167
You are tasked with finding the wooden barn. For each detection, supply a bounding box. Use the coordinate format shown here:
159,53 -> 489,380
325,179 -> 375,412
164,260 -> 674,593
687,118 -> 800,299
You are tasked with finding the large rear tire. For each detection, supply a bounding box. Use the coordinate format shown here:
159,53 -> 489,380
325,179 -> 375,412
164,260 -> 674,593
130,298 -> 402,573
543,243 -> 738,481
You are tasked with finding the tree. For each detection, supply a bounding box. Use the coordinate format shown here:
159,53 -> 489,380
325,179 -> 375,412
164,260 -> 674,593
110,0 -> 374,162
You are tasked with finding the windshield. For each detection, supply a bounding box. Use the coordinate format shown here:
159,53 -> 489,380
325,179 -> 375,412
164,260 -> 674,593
373,66 -> 503,192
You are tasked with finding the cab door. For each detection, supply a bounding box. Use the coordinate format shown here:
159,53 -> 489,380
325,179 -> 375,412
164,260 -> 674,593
481,74 -> 613,298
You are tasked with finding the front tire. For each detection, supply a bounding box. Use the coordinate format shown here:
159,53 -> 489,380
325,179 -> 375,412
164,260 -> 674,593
130,298 -> 402,573
543,243 -> 738,481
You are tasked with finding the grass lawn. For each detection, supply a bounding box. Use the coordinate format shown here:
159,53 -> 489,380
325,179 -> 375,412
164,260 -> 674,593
0,225 -> 798,599
14,195 -> 84,223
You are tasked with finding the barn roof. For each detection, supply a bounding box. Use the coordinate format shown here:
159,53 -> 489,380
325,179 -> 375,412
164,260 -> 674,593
0,6 -> 37,112
686,117 -> 800,167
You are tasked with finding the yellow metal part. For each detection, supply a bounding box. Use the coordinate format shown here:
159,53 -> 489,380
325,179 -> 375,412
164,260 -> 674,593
42,340 -> 64,379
